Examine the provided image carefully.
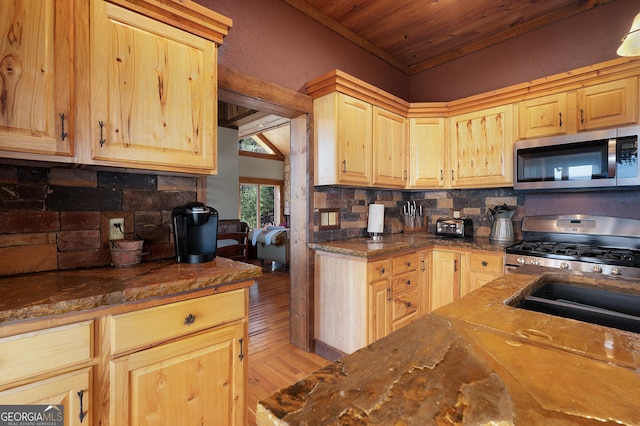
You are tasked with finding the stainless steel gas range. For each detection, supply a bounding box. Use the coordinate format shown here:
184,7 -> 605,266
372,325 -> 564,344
505,215 -> 640,279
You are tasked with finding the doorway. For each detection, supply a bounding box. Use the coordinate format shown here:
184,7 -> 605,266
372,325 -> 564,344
217,66 -> 314,351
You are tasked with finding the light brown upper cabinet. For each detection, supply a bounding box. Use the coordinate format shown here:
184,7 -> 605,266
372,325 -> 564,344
314,92 -> 372,186
518,92 -> 570,139
89,0 -> 220,174
0,0 -> 74,161
577,77 -> 638,131
407,117 -> 446,188
372,107 -> 407,188
449,105 -> 515,188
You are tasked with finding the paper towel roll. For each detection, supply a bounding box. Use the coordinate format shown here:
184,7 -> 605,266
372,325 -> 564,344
367,204 -> 384,234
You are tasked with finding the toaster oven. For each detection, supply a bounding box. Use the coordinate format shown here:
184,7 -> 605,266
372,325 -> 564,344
435,218 -> 473,238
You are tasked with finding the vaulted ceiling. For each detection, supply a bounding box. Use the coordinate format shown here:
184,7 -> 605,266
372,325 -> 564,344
283,0 -> 616,75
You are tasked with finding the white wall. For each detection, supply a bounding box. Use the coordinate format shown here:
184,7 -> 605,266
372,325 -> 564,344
207,127 -> 240,219
239,156 -> 284,180
207,127 -> 286,219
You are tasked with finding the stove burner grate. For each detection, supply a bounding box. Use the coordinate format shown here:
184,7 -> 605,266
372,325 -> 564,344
507,241 -> 640,267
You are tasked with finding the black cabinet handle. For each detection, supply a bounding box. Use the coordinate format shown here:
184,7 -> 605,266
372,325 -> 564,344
77,390 -> 87,423
239,338 -> 245,361
580,109 -> 585,124
421,259 -> 426,272
60,113 -> 68,141
406,280 -> 411,286
482,261 -> 488,267
380,268 -> 385,274
559,112 -> 563,127
98,121 -> 106,146
386,288 -> 392,302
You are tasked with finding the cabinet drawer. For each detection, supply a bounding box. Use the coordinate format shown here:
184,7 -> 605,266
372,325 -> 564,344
368,259 -> 390,282
391,270 -> 419,294
109,290 -> 245,355
392,287 -> 419,322
0,321 -> 93,387
469,252 -> 504,274
392,253 -> 419,274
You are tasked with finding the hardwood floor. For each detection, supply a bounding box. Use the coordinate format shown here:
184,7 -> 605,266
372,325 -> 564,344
247,262 -> 330,425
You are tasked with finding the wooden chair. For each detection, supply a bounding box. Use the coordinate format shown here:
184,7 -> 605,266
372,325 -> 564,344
217,220 -> 249,262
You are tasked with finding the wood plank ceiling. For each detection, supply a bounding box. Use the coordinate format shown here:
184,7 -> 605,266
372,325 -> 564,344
283,0 -> 616,75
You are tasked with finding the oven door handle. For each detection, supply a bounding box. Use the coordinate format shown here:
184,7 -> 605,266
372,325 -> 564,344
608,138 -> 617,178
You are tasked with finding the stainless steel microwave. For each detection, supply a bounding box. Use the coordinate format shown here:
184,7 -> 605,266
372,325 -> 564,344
514,125 -> 640,190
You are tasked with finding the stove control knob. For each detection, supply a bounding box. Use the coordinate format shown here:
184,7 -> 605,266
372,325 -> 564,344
559,262 -> 570,269
611,267 -> 622,276
591,265 -> 603,274
530,259 -> 539,266
517,258 -> 526,265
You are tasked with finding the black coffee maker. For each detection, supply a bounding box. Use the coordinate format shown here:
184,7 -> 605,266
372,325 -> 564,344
172,202 -> 219,264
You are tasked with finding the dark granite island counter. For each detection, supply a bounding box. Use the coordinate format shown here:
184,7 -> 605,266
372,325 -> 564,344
257,270 -> 640,425
0,257 -> 261,327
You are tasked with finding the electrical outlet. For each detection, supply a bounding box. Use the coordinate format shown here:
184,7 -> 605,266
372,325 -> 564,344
109,218 -> 125,240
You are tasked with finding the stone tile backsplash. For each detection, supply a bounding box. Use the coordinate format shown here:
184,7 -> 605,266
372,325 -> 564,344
313,186 -> 525,242
0,164 -> 195,276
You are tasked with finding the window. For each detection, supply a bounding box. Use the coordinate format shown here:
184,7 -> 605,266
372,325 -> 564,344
239,178 -> 283,229
238,137 -> 273,154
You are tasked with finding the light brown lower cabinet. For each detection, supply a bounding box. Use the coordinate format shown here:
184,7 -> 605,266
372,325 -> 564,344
0,286 -> 250,426
431,249 -> 463,311
315,250 -> 427,354
431,248 -> 505,310
0,368 -> 92,425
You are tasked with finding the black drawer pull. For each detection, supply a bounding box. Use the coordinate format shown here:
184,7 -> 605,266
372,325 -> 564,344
482,261 -> 488,267
184,313 -> 196,325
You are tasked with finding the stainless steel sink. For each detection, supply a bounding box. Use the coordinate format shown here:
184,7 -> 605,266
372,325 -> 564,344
514,282 -> 640,333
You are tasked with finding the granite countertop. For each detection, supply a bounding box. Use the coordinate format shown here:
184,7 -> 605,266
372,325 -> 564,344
257,270 -> 640,425
0,257 -> 262,325
308,233 -> 513,258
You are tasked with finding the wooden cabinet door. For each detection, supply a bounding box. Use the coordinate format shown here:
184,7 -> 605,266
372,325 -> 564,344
111,323 -> 246,426
0,368 -> 91,426
337,93 -> 372,185
408,118 -> 446,188
577,77 -> 638,130
372,107 -> 406,188
90,0 -> 217,174
465,250 -> 504,296
0,0 -> 73,158
418,250 -> 431,314
367,279 -> 390,344
450,104 -> 514,188
519,93 -> 568,139
431,250 -> 461,311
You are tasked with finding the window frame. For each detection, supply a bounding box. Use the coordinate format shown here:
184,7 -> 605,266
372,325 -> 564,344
239,177 -> 284,229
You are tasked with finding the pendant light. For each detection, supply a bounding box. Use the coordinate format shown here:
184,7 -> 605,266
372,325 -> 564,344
617,12 -> 640,56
